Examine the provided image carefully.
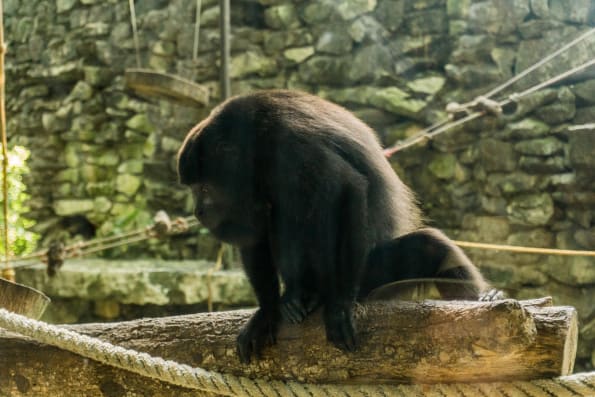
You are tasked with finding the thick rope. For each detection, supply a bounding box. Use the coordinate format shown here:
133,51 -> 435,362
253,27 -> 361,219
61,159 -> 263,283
1,308 -> 595,396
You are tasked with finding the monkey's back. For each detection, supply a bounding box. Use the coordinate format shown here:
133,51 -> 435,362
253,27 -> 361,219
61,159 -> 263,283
252,90 -> 421,241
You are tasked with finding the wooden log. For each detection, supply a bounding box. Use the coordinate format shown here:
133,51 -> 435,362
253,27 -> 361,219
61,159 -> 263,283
0,298 -> 577,396
0,277 -> 49,319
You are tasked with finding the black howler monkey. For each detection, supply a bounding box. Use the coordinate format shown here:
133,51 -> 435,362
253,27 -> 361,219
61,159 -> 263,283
177,90 -> 488,363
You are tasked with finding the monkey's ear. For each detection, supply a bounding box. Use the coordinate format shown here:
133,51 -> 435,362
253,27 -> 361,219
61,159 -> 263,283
177,134 -> 201,185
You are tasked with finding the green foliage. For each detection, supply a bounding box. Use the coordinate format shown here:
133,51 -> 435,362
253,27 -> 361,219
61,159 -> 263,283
0,146 -> 40,256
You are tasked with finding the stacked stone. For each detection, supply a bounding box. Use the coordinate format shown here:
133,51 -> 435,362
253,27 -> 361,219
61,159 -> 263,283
406,0 -> 595,371
16,259 -> 255,323
3,0 -> 595,369
5,0 -> 222,259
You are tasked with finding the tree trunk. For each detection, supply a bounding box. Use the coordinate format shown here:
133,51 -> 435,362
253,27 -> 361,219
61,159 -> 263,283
0,298 -> 577,396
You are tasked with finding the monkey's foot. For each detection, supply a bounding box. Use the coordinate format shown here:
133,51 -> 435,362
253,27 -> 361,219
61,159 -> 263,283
479,288 -> 506,301
236,308 -> 279,364
324,303 -> 357,352
280,292 -> 320,324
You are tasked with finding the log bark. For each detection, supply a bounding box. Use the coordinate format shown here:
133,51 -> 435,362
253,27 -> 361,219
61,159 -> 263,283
0,298 -> 577,397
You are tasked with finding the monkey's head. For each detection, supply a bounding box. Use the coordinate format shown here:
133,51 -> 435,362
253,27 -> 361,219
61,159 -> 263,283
177,102 -> 267,246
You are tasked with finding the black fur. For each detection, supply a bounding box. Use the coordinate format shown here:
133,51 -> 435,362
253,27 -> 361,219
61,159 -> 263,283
177,90 -> 487,363
363,228 -> 487,300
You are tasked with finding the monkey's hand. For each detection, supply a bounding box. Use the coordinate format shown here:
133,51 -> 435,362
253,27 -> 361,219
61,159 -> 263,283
479,288 -> 506,301
237,308 -> 279,364
324,303 -> 357,352
280,291 -> 320,324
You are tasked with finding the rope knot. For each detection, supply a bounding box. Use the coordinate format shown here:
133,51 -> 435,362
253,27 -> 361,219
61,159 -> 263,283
149,210 -> 173,238
446,96 -> 503,120
149,211 -> 193,238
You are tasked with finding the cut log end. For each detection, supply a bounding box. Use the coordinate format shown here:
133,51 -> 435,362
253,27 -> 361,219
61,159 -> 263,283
0,277 -> 50,319
563,311 -> 578,374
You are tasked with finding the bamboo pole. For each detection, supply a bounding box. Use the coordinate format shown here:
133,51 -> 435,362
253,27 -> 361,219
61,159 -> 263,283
219,0 -> 230,100
0,0 -> 13,281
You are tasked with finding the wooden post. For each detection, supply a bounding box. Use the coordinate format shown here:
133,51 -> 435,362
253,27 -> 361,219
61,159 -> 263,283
128,0 -> 141,69
193,0 -> 202,62
0,0 -> 13,281
219,0 -> 230,100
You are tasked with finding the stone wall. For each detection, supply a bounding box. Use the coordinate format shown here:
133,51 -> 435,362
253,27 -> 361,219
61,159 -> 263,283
5,0 -> 595,370
16,260 -> 255,323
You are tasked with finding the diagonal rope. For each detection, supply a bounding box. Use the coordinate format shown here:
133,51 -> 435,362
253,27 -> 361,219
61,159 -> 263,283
383,111 -> 483,156
505,56 -> 595,102
384,55 -> 595,156
384,28 -> 595,157
484,27 -> 595,99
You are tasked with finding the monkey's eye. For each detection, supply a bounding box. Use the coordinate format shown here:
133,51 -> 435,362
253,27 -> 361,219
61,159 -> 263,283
191,184 -> 208,196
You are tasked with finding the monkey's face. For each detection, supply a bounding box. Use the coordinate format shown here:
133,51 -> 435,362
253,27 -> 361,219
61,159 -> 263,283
188,178 -> 266,246
190,182 -> 228,230
179,121 -> 266,247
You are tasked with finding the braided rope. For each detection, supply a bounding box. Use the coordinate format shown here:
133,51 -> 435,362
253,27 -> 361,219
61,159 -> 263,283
1,307 -> 595,396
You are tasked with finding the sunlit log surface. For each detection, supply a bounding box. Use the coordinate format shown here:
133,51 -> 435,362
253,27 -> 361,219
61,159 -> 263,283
0,298 -> 577,396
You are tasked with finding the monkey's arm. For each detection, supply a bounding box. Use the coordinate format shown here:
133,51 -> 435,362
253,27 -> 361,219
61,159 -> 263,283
236,241 -> 280,364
